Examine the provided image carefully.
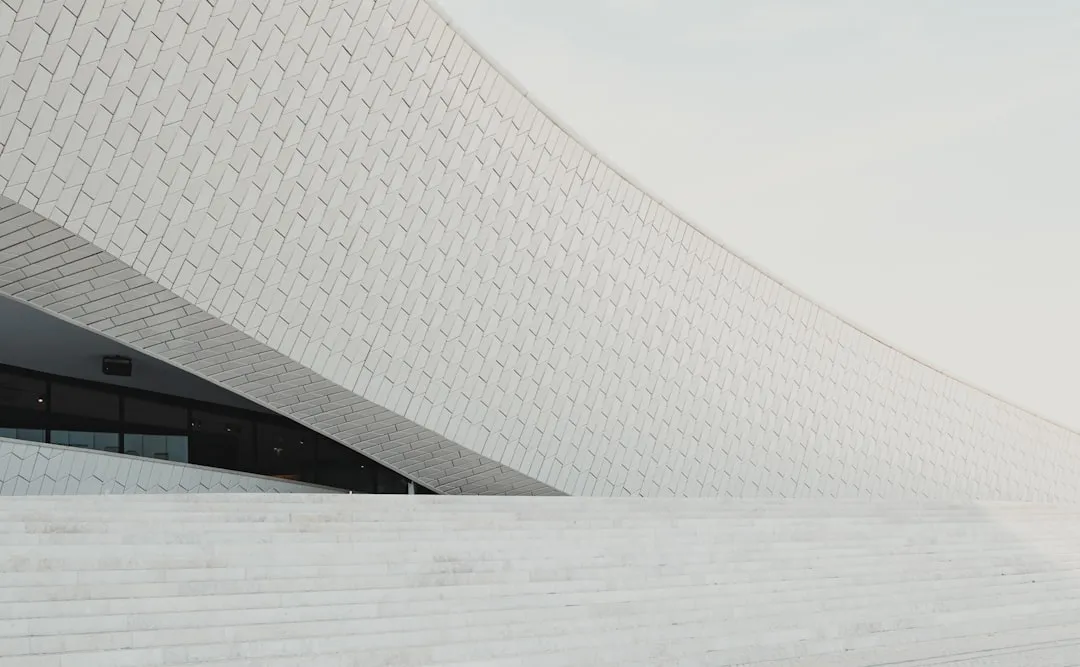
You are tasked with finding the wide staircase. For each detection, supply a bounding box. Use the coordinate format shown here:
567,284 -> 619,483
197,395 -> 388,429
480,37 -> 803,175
2,495 -> 1080,666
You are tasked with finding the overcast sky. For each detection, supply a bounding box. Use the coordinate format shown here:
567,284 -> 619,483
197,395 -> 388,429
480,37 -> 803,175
435,0 -> 1080,431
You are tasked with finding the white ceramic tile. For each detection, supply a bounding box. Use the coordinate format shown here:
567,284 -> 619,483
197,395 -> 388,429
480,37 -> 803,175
0,1 -> 1078,500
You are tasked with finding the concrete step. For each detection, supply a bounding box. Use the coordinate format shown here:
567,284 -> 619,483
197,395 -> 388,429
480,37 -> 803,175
4,541 -> 1075,574
1,542 -> 1076,577
6,599 -> 1080,667
12,511 -> 1062,524
4,585 -> 1076,654
4,561 -> 1076,605
1,495 -> 1078,665
2,559 -> 1072,611
4,495 -> 1073,509
4,525 -> 1075,547
9,512 -> 1069,527
5,557 -> 1076,620
4,512 -> 1063,527
4,495 -> 1073,514
6,592 -> 1080,663
3,494 -> 1066,507
420,617 -> 1080,667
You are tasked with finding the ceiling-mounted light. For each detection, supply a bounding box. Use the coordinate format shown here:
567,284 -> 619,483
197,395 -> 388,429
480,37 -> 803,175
102,356 -> 132,377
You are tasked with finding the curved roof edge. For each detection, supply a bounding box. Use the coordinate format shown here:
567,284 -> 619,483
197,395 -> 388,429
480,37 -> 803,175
425,0 -> 1078,438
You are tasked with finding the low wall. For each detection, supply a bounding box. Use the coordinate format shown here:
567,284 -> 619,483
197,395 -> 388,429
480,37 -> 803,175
0,437 -> 339,495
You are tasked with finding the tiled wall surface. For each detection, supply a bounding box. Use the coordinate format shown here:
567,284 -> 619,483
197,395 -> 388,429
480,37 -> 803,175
1,0 -> 1079,499
0,198 -> 551,496
0,437 -> 337,495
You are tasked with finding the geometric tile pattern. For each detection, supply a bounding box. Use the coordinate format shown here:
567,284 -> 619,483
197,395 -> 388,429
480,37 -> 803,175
1,0 -> 1079,499
0,199 -> 554,496
0,436 -> 337,495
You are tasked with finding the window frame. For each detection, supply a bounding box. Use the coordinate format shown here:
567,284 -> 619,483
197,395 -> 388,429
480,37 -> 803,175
0,362 -> 431,494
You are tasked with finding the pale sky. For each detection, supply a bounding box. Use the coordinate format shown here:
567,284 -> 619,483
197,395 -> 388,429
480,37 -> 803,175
435,0 -> 1080,431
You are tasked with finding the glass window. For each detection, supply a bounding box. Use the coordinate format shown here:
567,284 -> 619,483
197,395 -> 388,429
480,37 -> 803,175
124,434 -> 189,461
376,465 -> 410,494
50,430 -> 120,452
0,370 -> 47,443
52,382 -> 120,420
0,427 -> 46,442
50,382 -> 120,452
255,421 -> 315,482
315,436 -> 376,492
189,409 -> 253,473
123,396 -> 189,462
0,364 -> 417,494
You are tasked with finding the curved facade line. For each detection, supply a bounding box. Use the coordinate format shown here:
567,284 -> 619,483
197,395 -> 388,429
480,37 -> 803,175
0,0 -> 1078,498
425,0 -> 1075,438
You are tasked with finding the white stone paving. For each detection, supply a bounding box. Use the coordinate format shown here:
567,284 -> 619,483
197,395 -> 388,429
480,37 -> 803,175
1,494 -> 1080,665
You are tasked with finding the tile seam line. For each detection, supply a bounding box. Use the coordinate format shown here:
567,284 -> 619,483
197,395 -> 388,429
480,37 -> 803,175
422,0 -> 1078,438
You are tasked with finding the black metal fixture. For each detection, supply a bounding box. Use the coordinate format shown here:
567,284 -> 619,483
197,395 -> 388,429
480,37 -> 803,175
102,356 -> 132,377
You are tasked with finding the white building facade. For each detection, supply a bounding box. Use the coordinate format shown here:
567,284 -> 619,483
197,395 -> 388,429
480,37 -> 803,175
1,0 -> 1078,498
